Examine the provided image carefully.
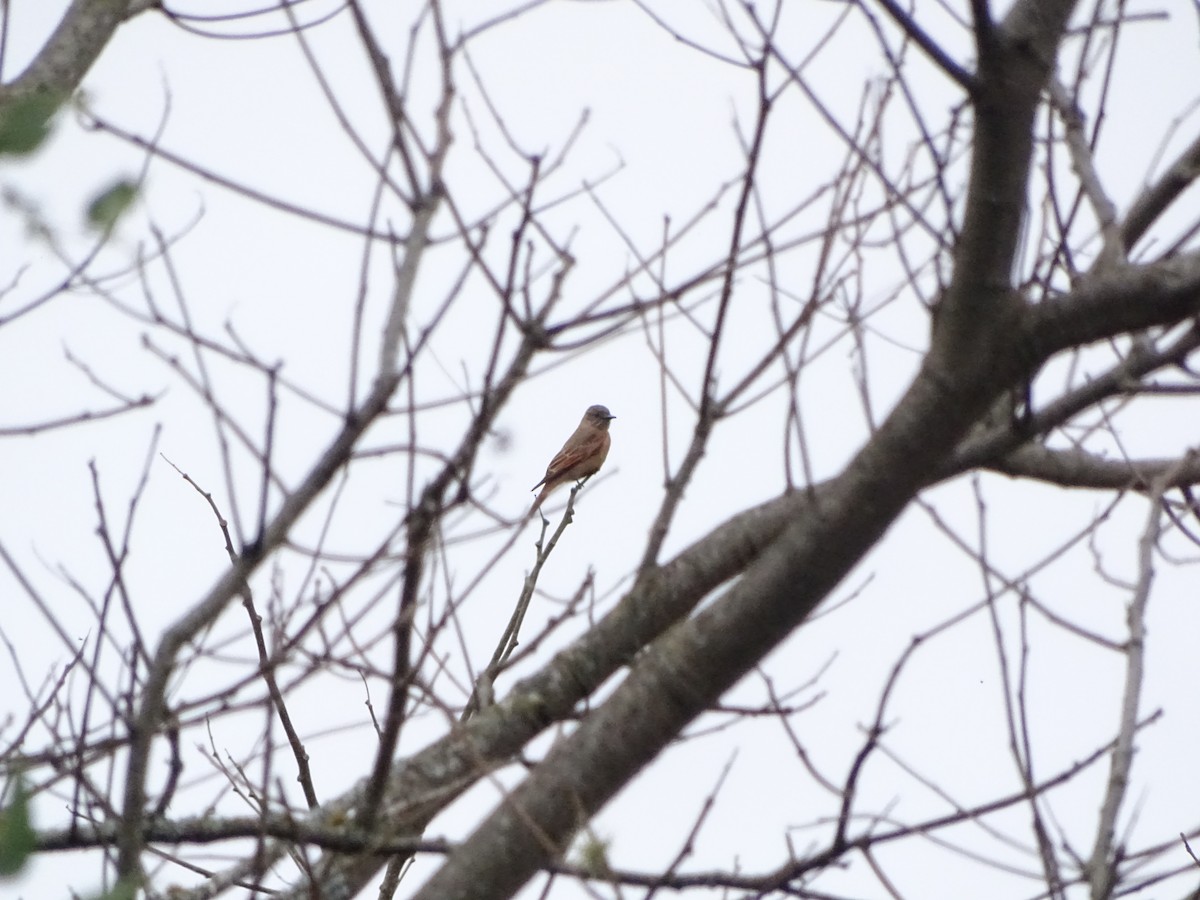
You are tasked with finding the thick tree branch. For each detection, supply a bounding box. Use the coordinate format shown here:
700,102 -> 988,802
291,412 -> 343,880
949,323 -> 1200,481
1122,130 -> 1200,253
986,445 -> 1200,491
930,0 -> 1076,370
1023,250 -> 1200,360
0,0 -> 139,106
38,814 -> 448,855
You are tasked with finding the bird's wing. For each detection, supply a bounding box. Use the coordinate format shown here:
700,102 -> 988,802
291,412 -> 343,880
530,429 -> 602,489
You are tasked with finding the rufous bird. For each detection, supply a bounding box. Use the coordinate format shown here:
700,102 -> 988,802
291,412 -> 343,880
530,404 -> 616,513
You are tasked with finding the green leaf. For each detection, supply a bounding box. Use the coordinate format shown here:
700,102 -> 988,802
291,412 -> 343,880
0,777 -> 35,877
0,92 -> 62,157
95,876 -> 139,900
86,179 -> 139,233
574,833 -> 612,877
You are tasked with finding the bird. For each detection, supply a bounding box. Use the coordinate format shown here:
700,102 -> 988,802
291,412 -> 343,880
530,404 -> 616,513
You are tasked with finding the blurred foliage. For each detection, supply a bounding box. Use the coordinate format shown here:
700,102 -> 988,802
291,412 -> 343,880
96,876 -> 139,900
0,776 -> 35,877
86,178 -> 139,233
0,92 -> 63,157
574,832 -> 613,878
2,91 -> 138,238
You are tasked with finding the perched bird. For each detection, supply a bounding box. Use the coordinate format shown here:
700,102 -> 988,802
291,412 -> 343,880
530,404 -> 616,512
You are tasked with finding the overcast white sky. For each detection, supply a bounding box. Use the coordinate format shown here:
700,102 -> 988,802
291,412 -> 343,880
4,2 -> 1200,898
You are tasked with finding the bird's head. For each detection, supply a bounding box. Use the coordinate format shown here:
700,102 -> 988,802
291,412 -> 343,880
584,405 -> 616,428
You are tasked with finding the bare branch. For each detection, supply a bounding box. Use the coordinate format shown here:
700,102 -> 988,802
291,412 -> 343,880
1123,130 -> 1200,253
1086,465 -> 1178,898
870,0 -> 976,91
